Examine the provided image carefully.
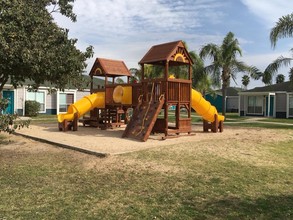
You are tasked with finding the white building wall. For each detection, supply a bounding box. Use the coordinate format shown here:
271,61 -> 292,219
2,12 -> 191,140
76,90 -> 90,100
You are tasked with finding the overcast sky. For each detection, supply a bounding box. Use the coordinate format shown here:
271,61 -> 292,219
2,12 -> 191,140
52,0 -> 293,89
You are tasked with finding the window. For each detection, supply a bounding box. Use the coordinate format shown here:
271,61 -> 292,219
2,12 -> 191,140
289,94 -> 293,117
248,96 -> 263,114
27,91 -> 45,112
59,93 -> 74,112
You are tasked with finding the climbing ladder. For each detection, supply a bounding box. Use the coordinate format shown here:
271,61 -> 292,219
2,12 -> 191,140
122,94 -> 164,142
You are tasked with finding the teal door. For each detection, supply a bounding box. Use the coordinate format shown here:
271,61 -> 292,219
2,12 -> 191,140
3,91 -> 14,114
265,96 -> 274,117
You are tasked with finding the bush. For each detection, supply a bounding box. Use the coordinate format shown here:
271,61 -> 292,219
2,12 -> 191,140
25,100 -> 41,117
0,114 -> 30,134
0,98 -> 9,112
0,98 -> 30,133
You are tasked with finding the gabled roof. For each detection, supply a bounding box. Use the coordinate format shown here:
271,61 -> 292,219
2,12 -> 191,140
139,40 -> 194,65
242,81 -> 293,93
89,58 -> 131,77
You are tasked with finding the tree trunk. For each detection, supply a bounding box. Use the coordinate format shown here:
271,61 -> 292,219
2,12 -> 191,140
221,85 -> 227,116
0,76 -> 9,95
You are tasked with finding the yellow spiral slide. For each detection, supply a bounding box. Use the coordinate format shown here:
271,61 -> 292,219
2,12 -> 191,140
57,92 -> 105,123
191,89 -> 225,122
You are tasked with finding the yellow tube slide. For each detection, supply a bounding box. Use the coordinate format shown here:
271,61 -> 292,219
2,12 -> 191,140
191,89 -> 225,122
113,85 -> 132,105
57,92 -> 105,123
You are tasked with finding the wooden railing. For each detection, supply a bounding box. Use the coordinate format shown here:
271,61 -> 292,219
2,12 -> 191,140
142,79 -> 165,102
94,78 -> 191,106
167,79 -> 191,103
141,78 -> 191,103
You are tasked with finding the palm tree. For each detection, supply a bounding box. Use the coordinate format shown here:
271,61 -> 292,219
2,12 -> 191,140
189,51 -> 217,95
264,13 -> 293,84
242,75 -> 250,89
276,74 -> 285,83
200,32 -> 260,116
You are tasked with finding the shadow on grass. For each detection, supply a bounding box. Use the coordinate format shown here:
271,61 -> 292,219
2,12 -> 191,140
0,136 -> 15,146
202,195 -> 293,219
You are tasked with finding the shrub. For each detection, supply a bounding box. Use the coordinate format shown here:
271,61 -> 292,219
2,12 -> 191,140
0,98 -> 9,111
0,114 -> 30,134
0,98 -> 30,133
25,100 -> 41,117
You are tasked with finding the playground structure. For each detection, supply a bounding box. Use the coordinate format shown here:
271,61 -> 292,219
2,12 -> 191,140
58,41 -> 224,141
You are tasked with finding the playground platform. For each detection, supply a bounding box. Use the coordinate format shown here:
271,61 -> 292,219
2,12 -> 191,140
15,123 -> 205,157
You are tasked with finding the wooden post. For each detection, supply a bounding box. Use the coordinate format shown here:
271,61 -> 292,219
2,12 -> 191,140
72,112 -> 78,131
203,114 -> 223,133
90,74 -> 93,94
164,61 -> 169,137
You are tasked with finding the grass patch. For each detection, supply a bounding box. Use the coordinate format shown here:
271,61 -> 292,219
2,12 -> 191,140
258,118 -> 293,124
227,122 -> 293,129
0,134 -> 9,145
29,114 -> 57,124
0,134 -> 292,219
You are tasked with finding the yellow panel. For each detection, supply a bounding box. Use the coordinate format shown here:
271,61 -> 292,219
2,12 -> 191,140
122,86 -> 132,105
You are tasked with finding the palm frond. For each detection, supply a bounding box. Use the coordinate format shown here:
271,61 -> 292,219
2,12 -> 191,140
189,51 -> 204,68
199,44 -> 220,62
289,67 -> 293,82
248,66 -> 263,80
263,56 -> 292,84
265,56 -> 292,75
221,32 -> 242,63
270,13 -> 293,48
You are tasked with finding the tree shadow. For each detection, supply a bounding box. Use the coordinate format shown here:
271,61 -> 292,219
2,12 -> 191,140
201,195 -> 293,219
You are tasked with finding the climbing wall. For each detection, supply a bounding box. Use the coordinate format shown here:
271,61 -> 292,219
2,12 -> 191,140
122,96 -> 165,142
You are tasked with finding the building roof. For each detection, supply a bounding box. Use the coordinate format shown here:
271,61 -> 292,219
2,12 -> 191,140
139,40 -> 194,65
207,87 -> 243,97
222,87 -> 243,96
89,58 -> 131,77
242,81 -> 293,93
5,75 -> 104,90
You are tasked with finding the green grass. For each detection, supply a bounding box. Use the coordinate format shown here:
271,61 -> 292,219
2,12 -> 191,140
29,114 -> 57,124
0,130 -> 292,219
226,122 -> 293,129
258,118 -> 293,124
0,134 -> 9,145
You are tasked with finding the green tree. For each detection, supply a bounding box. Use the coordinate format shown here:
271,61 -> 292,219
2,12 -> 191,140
200,32 -> 260,115
115,78 -> 125,84
129,68 -> 141,82
263,13 -> 293,84
0,0 -> 92,133
242,75 -> 250,89
0,0 -> 93,93
276,74 -> 285,83
190,51 -> 216,95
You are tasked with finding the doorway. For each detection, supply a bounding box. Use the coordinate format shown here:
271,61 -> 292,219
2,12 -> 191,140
2,91 -> 14,114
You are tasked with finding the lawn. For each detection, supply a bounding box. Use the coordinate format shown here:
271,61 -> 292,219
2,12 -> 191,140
0,125 -> 292,219
29,114 -> 57,124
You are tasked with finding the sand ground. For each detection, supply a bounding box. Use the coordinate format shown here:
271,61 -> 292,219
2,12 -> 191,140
2,123 -> 291,157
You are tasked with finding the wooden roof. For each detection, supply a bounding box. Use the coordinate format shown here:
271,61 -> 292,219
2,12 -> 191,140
89,58 -> 131,77
139,40 -> 194,65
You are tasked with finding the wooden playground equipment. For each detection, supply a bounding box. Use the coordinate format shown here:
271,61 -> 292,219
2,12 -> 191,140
58,41 -> 224,141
